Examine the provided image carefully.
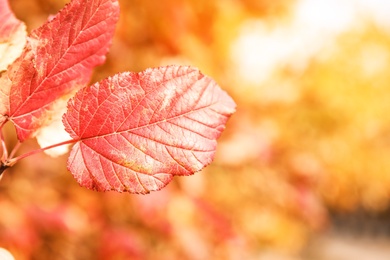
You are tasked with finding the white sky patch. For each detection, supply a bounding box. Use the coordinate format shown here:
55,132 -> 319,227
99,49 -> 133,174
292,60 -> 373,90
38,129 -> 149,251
358,0 -> 390,31
0,248 -> 15,260
36,115 -> 72,157
231,0 -> 390,86
0,23 -> 27,71
35,97 -> 73,157
294,0 -> 357,34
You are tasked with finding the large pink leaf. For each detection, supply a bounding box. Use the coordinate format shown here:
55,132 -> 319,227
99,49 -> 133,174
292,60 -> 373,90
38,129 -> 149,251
5,0 -> 119,141
63,66 -> 236,194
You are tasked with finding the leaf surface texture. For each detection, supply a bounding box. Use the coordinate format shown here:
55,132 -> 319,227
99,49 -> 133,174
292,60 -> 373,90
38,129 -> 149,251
63,66 -> 236,193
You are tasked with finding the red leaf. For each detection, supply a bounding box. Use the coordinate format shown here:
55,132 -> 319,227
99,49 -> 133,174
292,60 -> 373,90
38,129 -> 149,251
5,0 -> 119,141
63,66 -> 236,194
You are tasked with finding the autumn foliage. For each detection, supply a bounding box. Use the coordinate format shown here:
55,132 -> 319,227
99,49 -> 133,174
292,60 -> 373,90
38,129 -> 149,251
0,0 -> 235,194
2,0 -> 390,259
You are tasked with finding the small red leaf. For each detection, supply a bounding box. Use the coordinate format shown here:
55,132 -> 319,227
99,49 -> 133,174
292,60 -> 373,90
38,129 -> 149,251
63,66 -> 236,194
6,0 -> 119,141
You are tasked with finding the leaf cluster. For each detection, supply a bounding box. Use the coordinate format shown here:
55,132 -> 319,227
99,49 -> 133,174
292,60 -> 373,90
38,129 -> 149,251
0,0 -> 235,193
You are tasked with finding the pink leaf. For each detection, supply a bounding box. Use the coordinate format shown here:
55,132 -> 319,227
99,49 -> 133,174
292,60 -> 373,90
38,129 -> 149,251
63,66 -> 236,194
0,0 -> 27,126
0,0 -> 27,71
6,0 -> 119,141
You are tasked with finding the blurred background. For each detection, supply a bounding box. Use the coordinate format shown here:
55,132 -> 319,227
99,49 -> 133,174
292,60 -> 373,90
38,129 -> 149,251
1,0 -> 390,259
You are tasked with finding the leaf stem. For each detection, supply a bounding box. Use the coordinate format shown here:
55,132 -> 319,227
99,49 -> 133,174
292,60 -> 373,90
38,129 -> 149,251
6,138 -> 78,167
0,130 -> 7,163
8,141 -> 21,159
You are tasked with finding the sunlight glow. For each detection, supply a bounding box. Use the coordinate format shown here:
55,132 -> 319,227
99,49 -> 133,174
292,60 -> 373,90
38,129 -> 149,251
231,0 -> 390,86
358,0 -> 390,30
